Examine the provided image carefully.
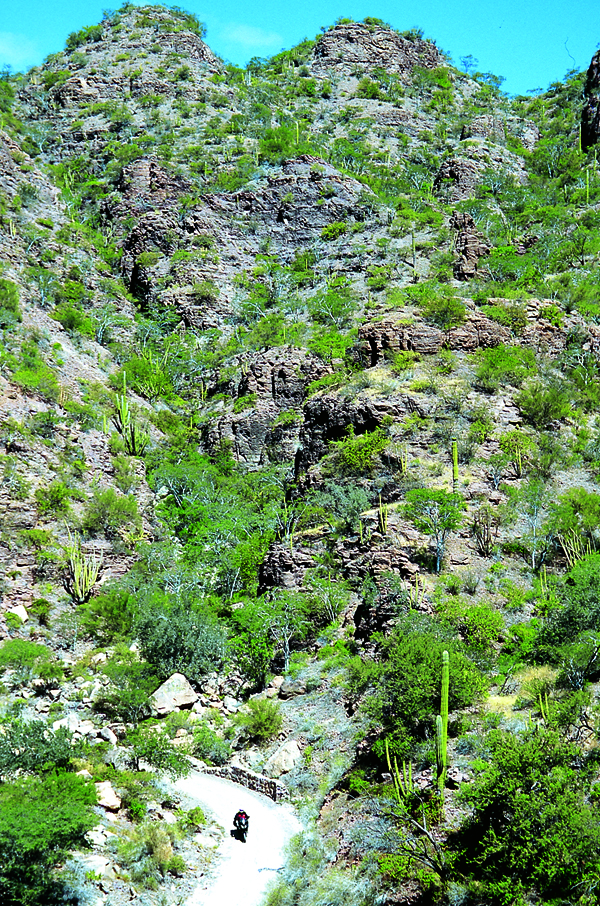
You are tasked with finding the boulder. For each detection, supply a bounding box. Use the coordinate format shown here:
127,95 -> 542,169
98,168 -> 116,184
151,673 -> 198,715
264,739 -> 302,777
53,713 -> 80,733
99,726 -> 118,746
279,679 -> 307,699
73,852 -> 115,881
6,604 -> 28,623
95,781 -> 121,811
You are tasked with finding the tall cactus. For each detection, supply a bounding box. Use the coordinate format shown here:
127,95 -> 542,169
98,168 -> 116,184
451,438 -> 458,493
436,650 -> 449,800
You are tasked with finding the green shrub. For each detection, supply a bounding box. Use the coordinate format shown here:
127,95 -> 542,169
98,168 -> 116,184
50,302 -> 95,337
330,426 -> 388,475
0,772 -> 96,905
116,820 -> 179,889
13,342 -> 60,402
79,585 -> 138,642
474,344 -> 536,392
0,278 -> 21,328
320,221 -> 347,241
356,76 -> 382,99
135,603 -> 226,682
96,650 -> 159,723
65,24 -> 103,49
480,301 -> 528,333
126,726 -> 190,778
235,698 -> 283,741
34,481 -> 77,516
0,639 -> 53,674
355,612 -> 486,761
451,728 -> 600,903
81,487 -> 139,538
534,554 -> 600,659
192,721 -> 231,765
0,717 -> 75,776
420,291 -> 465,329
515,380 -> 571,428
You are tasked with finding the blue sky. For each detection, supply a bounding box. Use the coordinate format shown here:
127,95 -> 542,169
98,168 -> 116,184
1,0 -> 598,95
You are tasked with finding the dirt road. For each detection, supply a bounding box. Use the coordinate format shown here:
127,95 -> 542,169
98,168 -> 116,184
174,772 -> 301,906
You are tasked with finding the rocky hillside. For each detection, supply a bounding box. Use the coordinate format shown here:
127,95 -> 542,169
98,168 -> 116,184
1,5 -> 600,906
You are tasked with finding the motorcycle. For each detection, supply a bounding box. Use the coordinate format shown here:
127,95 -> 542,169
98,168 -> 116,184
234,813 -> 249,842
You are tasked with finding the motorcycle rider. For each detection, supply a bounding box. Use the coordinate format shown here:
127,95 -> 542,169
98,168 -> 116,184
233,809 -> 249,840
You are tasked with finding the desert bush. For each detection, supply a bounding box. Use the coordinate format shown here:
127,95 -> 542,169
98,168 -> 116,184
329,426 -> 388,475
515,380 -> 571,428
126,726 -> 190,778
192,721 -> 231,765
0,717 -> 76,776
79,584 -> 138,642
0,639 -> 56,679
0,278 -> 21,328
35,480 -> 78,517
450,728 -> 600,904
50,302 -> 95,337
96,650 -> 159,723
81,487 -> 139,538
480,301 -> 528,332
473,344 -> 536,392
116,820 -> 180,889
13,341 -> 60,402
135,602 -> 226,682
421,293 -> 466,329
498,429 -> 536,478
235,698 -> 283,742
356,76 -> 382,99
307,481 -> 370,534
356,613 -> 486,760
0,771 -> 96,905
534,554 -> 600,660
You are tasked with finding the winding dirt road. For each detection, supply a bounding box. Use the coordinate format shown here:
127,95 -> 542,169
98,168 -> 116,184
174,772 -> 301,906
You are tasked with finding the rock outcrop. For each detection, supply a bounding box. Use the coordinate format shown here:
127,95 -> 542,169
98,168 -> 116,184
312,22 -> 440,75
434,158 -> 481,202
582,50 -> 600,151
450,211 -> 490,279
359,311 -> 511,365
296,393 -> 425,473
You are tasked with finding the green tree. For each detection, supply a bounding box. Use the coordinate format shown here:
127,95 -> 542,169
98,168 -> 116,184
403,489 -> 465,572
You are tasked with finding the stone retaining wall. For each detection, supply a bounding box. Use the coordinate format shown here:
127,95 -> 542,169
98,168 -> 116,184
203,764 -> 289,802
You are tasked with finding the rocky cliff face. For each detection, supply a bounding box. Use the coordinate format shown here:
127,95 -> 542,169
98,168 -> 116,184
582,49 -> 600,150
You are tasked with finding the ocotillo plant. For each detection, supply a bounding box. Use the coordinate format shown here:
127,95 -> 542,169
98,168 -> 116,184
435,650 -> 449,799
451,438 -> 458,493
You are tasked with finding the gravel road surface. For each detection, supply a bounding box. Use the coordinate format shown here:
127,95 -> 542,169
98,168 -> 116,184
174,772 -> 301,906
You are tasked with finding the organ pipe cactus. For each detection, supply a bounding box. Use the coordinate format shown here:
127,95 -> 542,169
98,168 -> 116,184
62,530 -> 103,606
451,438 -> 458,493
436,650 -> 449,801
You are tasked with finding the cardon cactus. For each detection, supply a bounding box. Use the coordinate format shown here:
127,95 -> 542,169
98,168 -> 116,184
436,650 -> 449,796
